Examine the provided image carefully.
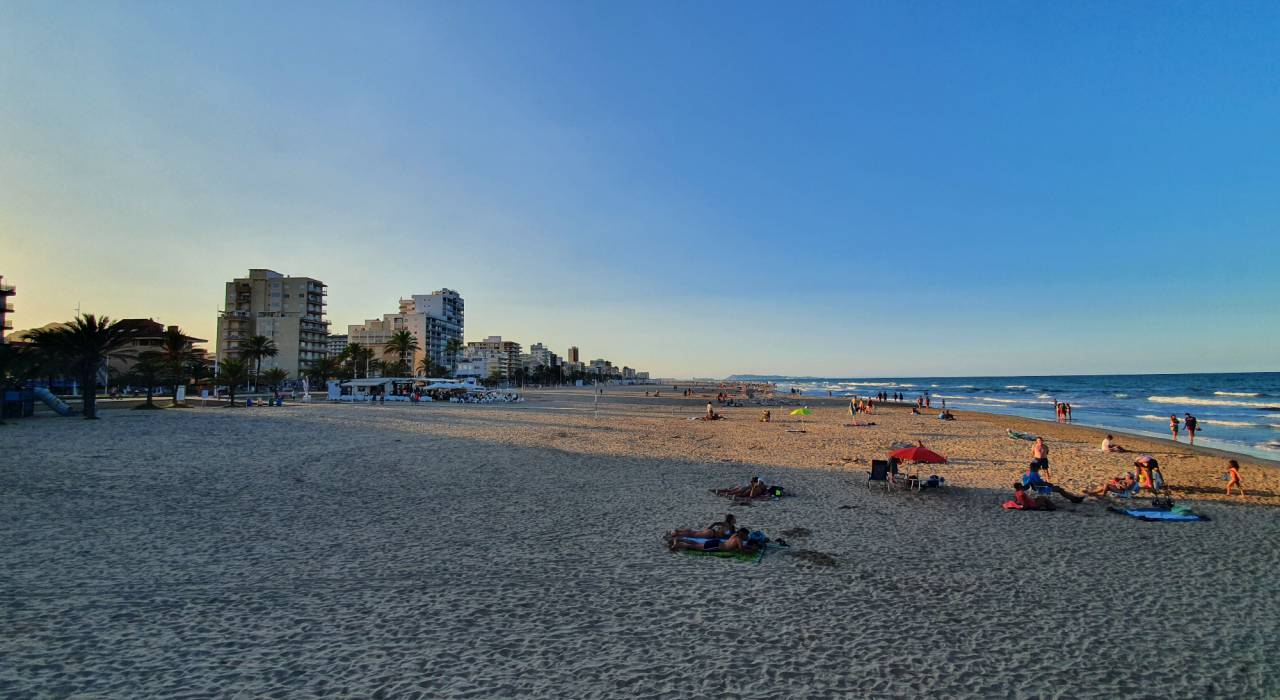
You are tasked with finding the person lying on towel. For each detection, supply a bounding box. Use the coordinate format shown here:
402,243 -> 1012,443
1005,481 -> 1055,510
1083,473 -> 1136,499
715,476 -> 768,498
668,528 -> 759,554
666,514 -> 737,541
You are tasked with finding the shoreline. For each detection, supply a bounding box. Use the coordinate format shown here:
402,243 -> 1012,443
629,386 -> 1280,472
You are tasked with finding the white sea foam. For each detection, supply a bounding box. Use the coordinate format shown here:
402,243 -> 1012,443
1137,414 -> 1167,422
1005,385 -> 1028,389
1037,394 -> 1053,399
1215,391 -> 1263,397
1254,442 -> 1280,453
1147,395 -> 1279,408
1113,393 -> 1129,398
1201,419 -> 1258,428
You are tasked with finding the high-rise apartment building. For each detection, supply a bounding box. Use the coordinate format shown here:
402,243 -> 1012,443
347,289 -> 464,375
325,334 -> 349,357
217,269 -> 329,376
463,336 -> 522,378
0,275 -> 14,341
567,346 -> 579,363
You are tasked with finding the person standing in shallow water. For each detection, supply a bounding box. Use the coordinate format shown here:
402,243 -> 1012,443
1184,413 -> 1198,445
1169,414 -> 1180,441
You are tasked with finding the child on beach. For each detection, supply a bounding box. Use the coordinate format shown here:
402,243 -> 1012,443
1101,435 -> 1125,452
1169,414 -> 1180,441
1226,459 -> 1245,497
1084,473 -> 1136,498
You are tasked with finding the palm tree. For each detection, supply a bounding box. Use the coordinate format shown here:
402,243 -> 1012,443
445,338 -> 463,377
416,356 -> 441,378
159,326 -> 195,406
28,314 -> 138,419
186,357 -> 212,389
306,356 -> 342,384
261,367 -> 289,398
129,351 -> 166,409
239,335 -> 278,392
383,331 -> 419,376
217,357 -> 249,406
342,343 -> 372,379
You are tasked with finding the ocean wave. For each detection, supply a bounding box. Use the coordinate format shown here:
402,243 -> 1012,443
1215,391 -> 1263,397
979,397 -> 1068,406
1037,394 -> 1053,399
1005,385 -> 1028,389
1255,442 -> 1280,453
1201,419 -> 1258,428
1147,395 -> 1280,408
1136,414 -> 1167,422
1113,393 -> 1129,398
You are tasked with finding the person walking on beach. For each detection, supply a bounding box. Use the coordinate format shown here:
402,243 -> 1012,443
1169,414 -> 1180,441
1031,437 -> 1050,477
1184,413 -> 1198,445
1225,459 -> 1245,496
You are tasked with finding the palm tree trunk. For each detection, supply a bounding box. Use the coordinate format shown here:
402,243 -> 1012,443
81,369 -> 97,419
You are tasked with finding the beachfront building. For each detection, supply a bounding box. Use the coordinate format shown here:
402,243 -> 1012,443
108,319 -> 207,378
454,354 -> 498,380
0,275 -> 13,342
348,289 -> 464,373
217,269 -> 329,377
567,346 -> 579,363
461,336 -> 521,379
326,334 -> 348,357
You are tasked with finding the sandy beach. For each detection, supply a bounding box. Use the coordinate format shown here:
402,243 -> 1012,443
2,385 -> 1278,698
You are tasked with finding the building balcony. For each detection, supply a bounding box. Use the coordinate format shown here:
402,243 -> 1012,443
2,302 -> 12,312
0,284 -> 14,293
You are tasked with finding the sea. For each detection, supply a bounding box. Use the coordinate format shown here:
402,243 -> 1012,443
729,372 -> 1280,461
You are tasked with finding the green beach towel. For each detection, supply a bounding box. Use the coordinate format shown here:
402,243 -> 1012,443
681,546 -> 766,563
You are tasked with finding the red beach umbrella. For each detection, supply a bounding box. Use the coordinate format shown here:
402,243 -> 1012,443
889,445 -> 947,464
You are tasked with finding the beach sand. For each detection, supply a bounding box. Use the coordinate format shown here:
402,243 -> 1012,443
2,386 -> 1278,698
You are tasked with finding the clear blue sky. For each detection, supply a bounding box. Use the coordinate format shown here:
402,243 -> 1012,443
2,1 -> 1278,377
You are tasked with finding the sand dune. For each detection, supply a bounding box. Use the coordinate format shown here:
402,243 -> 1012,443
1,387 -> 1277,697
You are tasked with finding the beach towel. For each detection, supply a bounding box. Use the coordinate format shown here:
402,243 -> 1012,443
1112,507 -> 1209,522
1002,500 -> 1051,511
1007,429 -> 1038,441
678,538 -> 768,562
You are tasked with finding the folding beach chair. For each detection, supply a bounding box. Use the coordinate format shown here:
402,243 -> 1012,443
867,460 -> 895,491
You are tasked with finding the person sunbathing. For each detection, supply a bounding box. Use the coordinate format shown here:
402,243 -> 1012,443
1021,463 -> 1084,503
714,476 -> 767,498
1012,482 -> 1055,510
1084,473 -> 1136,498
666,514 -> 737,540
668,528 -> 758,553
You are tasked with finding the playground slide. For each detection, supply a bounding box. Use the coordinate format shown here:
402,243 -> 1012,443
34,387 -> 74,416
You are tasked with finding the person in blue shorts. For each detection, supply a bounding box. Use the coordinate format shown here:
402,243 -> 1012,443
1022,462 -> 1083,503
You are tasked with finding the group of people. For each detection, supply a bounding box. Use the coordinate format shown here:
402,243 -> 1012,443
665,514 -> 764,554
1169,413 -> 1199,443
1053,401 -> 1073,422
849,397 -> 875,415
1012,434 -> 1247,509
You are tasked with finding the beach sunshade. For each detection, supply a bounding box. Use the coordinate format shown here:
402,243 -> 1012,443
790,408 -> 813,416
889,446 -> 947,464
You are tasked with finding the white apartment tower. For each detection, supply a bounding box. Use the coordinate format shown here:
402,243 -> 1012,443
348,289 -> 464,374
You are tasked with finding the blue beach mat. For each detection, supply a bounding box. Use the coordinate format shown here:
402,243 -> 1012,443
1113,507 -> 1209,522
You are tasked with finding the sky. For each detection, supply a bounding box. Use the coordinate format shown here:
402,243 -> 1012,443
2,0 -> 1278,378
